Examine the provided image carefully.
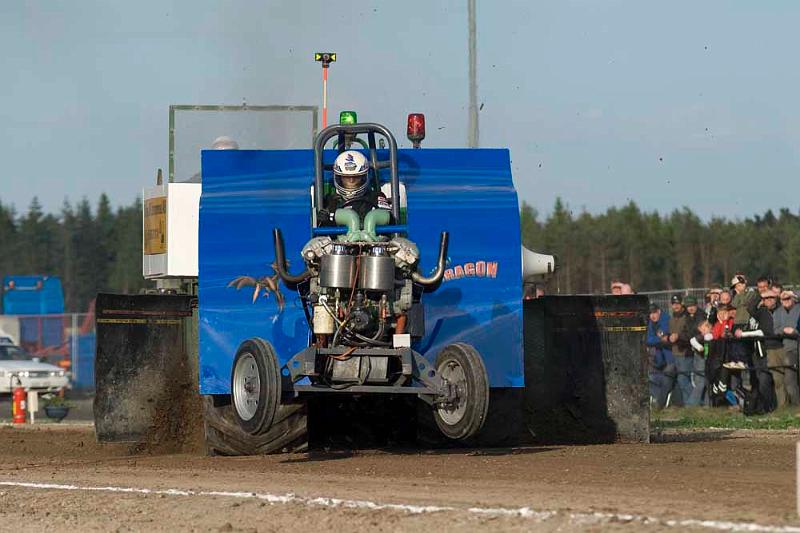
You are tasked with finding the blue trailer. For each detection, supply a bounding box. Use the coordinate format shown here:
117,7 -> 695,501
2,275 -> 65,315
2,276 -> 66,354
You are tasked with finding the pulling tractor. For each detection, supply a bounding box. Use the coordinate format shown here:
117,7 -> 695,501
97,109 -> 649,455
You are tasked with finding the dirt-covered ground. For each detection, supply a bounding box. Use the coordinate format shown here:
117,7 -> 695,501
0,425 -> 798,531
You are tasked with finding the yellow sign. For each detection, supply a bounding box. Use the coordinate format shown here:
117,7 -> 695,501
143,197 -> 167,255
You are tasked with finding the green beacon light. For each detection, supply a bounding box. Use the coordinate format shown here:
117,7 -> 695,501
339,111 -> 358,125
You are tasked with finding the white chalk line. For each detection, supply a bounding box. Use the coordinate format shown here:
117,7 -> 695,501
0,480 -> 798,532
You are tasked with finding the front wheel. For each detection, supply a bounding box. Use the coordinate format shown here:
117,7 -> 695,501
433,343 -> 489,441
231,338 -> 281,435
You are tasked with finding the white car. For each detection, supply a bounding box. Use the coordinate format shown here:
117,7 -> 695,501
0,339 -> 69,394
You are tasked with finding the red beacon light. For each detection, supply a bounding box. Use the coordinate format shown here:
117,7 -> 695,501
407,113 -> 426,148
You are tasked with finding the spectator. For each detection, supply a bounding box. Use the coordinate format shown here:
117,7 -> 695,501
735,288 -> 780,411
708,304 -> 735,404
685,296 -> 702,327
647,303 -> 675,408
730,275 -> 758,378
773,290 -> 800,405
690,320 -> 713,356
662,294 -> 695,405
524,283 -> 545,300
756,276 -> 772,294
731,274 -> 758,327
610,280 -> 623,295
621,283 -> 634,294
719,289 -> 733,307
712,304 -> 735,340
523,282 -> 536,300
705,284 -> 723,323
684,296 -> 706,405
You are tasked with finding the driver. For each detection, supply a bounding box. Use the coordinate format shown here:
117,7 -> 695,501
319,150 -> 391,226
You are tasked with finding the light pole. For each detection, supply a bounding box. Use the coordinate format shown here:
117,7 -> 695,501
468,0 -> 478,148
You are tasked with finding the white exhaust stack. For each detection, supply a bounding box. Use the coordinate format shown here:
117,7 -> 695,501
521,246 -> 556,280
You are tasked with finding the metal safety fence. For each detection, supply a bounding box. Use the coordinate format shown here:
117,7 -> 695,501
639,288 -> 711,311
640,285 -> 800,311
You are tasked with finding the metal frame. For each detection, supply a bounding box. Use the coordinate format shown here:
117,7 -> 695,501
312,123 -> 401,225
168,104 -> 319,182
281,346 -> 448,403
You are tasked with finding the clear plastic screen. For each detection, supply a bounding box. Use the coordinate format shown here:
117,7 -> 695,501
170,106 -> 317,182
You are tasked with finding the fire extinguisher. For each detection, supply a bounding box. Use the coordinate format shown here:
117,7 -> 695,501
12,382 -> 26,424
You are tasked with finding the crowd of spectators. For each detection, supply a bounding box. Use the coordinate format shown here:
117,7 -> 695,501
647,274 -> 800,412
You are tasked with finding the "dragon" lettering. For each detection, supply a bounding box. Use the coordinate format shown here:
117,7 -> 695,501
443,261 -> 498,281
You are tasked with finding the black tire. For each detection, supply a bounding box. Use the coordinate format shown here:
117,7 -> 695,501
231,338 -> 281,435
202,336 -> 308,456
203,395 -> 308,455
417,388 -> 526,448
432,343 -> 490,441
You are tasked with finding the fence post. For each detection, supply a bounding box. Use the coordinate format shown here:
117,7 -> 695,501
71,313 -> 79,385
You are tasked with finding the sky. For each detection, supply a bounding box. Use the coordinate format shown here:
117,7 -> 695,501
1,1 -> 799,220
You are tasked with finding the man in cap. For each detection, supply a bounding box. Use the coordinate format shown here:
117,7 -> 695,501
660,294 -> 695,405
735,287 -> 780,411
685,296 -> 702,327
684,295 -> 707,405
772,290 -> 800,405
647,303 -> 675,408
728,274 -> 758,383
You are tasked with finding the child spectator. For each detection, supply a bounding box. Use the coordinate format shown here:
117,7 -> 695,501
712,304 -> 735,340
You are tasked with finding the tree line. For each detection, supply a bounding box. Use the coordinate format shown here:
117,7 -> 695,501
2,195 -> 799,312
522,199 -> 800,294
0,195 -> 147,313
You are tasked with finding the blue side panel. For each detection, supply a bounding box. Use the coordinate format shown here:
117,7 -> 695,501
402,149 -> 523,387
198,148 -> 523,394
199,150 -> 313,394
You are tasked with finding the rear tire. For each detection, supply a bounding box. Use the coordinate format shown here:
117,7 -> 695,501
203,337 -> 308,455
433,343 -> 490,441
204,395 -> 308,455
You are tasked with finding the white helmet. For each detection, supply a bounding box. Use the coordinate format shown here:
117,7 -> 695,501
211,136 -> 239,150
333,150 -> 369,200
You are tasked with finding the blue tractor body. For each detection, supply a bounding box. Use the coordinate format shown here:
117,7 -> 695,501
198,148 -> 523,395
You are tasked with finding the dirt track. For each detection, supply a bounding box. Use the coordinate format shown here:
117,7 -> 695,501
0,425 -> 798,531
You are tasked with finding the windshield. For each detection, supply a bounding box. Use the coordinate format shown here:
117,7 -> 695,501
0,346 -> 32,361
